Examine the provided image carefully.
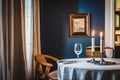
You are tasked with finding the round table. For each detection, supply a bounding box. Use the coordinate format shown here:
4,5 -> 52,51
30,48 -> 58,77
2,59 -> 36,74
57,58 -> 120,80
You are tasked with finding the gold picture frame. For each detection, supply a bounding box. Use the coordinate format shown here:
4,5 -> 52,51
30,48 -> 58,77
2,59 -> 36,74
69,13 -> 91,38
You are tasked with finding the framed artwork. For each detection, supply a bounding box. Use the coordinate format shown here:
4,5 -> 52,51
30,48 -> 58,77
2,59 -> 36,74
69,13 -> 91,37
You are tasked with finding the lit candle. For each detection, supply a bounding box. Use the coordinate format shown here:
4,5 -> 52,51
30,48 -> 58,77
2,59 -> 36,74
91,30 -> 95,52
100,32 -> 103,52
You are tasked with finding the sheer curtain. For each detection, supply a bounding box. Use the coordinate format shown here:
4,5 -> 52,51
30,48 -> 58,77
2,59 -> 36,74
25,0 -> 41,80
25,0 -> 33,80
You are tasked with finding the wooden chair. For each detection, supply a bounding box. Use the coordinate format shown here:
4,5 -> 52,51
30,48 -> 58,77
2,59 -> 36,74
35,54 -> 59,80
86,46 -> 114,58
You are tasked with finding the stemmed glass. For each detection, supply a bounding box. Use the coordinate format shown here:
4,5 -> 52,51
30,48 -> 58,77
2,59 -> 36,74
74,43 -> 82,61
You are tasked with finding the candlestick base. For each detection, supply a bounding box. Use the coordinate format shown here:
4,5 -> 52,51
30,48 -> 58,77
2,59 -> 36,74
87,52 -> 97,63
95,59 -> 116,65
87,58 -> 97,63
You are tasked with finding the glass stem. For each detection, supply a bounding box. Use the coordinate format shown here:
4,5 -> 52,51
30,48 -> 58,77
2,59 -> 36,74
77,55 -> 79,61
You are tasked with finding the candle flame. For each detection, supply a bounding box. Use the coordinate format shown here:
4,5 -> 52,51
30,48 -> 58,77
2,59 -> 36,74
100,32 -> 103,36
92,30 -> 95,35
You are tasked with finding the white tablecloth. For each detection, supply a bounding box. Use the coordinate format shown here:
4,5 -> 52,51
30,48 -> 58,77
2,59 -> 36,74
57,58 -> 120,80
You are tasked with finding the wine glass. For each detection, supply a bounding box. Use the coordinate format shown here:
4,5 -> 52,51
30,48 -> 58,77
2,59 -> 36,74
74,43 -> 82,61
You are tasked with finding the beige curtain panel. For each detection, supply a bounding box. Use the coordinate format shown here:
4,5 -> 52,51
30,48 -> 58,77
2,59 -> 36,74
0,0 -> 41,80
1,0 -> 27,80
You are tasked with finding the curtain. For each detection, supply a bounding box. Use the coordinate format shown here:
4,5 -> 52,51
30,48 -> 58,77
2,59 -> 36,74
1,0 -> 28,80
0,0 -> 5,80
0,0 -> 41,80
32,0 -> 41,80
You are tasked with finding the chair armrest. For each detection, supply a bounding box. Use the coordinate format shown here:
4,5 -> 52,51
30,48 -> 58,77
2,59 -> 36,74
43,54 -> 59,62
40,62 -> 53,67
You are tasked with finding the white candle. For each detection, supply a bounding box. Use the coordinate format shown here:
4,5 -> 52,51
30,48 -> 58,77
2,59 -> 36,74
100,32 -> 103,52
91,30 -> 95,52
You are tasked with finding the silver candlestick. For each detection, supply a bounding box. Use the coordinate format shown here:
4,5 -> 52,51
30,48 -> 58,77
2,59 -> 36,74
87,51 -> 96,63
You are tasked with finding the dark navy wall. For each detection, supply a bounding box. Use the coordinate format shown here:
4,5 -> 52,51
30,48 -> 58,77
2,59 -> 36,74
40,0 -> 105,59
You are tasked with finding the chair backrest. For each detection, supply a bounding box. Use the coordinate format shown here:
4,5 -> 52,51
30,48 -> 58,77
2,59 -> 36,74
86,46 -> 114,58
35,54 -> 59,80
86,46 -> 101,58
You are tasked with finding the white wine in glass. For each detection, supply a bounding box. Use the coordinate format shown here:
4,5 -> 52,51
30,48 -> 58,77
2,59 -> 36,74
74,43 -> 82,61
